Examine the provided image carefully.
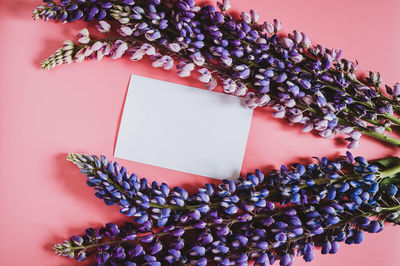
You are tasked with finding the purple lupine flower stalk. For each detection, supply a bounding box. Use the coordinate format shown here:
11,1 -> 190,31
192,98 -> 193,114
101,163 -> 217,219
54,204 -> 398,265
56,153 -> 400,265
67,152 -> 400,225
34,0 -> 400,149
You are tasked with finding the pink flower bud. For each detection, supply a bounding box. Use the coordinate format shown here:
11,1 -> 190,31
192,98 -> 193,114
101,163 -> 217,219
223,0 -> 231,11
393,82 -> 400,96
191,54 -> 205,66
273,19 -> 282,32
152,55 -> 173,70
168,43 -> 181,52
293,30 -> 303,44
78,36 -> 90,44
263,22 -> 275,34
256,38 -> 267,44
222,57 -> 233,66
240,12 -> 252,24
282,38 -> 294,49
234,85 -> 247,96
289,114 -> 303,123
222,78 -> 237,94
205,78 -> 218,90
350,131 -> 362,140
246,98 -> 258,109
301,32 -> 311,47
373,126 -> 385,133
163,57 -> 174,70
74,48 -> 86,63
91,41 -> 103,51
96,21 -> 111,33
84,47 -> 93,57
347,140 -> 359,149
301,95 -> 313,105
119,26 -> 133,36
302,123 -> 314,133
95,50 -> 104,61
315,120 -> 328,131
103,43 -> 112,55
250,9 -> 260,23
291,54 -> 303,63
272,110 -> 285,118
177,63 -> 195,77
129,48 -> 145,62
340,126 -> 353,134
109,41 -> 128,59
198,73 -> 212,83
140,44 -> 156,55
77,28 -> 89,38
62,40 -> 74,51
256,94 -> 271,106
284,99 -> 296,108
320,129 -> 333,138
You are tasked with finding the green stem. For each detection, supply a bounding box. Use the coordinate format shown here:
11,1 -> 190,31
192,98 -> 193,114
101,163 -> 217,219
382,113 -> 400,126
371,156 -> 400,167
342,107 -> 392,133
382,204 -> 400,212
355,126 -> 400,147
69,230 -> 170,251
381,162 -> 400,178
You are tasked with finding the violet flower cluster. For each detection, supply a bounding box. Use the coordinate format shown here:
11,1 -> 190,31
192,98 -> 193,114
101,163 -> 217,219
34,0 -> 400,149
54,152 -> 400,265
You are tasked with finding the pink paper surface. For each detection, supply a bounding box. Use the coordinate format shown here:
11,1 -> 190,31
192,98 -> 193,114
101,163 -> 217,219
1,0 -> 400,265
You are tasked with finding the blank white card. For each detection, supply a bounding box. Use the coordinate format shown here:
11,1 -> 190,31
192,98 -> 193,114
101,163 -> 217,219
114,75 -> 253,179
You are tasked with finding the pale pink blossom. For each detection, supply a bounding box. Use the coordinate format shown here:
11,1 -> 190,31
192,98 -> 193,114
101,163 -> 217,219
96,21 -> 111,33
222,78 -> 236,94
77,28 -> 90,44
198,68 -> 212,83
177,63 -> 195,77
205,78 -> 218,90
118,26 -> 133,36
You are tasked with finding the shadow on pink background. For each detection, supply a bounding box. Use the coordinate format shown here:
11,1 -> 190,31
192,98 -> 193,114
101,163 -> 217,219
0,0 -> 400,265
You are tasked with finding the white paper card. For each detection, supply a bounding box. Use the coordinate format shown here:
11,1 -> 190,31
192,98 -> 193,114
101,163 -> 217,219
115,75 -> 253,179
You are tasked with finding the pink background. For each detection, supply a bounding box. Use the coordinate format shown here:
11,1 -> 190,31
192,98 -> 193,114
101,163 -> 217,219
1,0 -> 400,265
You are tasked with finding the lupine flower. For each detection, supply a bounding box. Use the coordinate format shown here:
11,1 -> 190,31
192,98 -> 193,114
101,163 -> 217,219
77,28 -> 90,44
198,68 -> 212,83
96,20 -> 111,33
54,152 -> 400,265
34,0 -> 400,149
151,54 -> 174,70
177,62 -> 195,77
